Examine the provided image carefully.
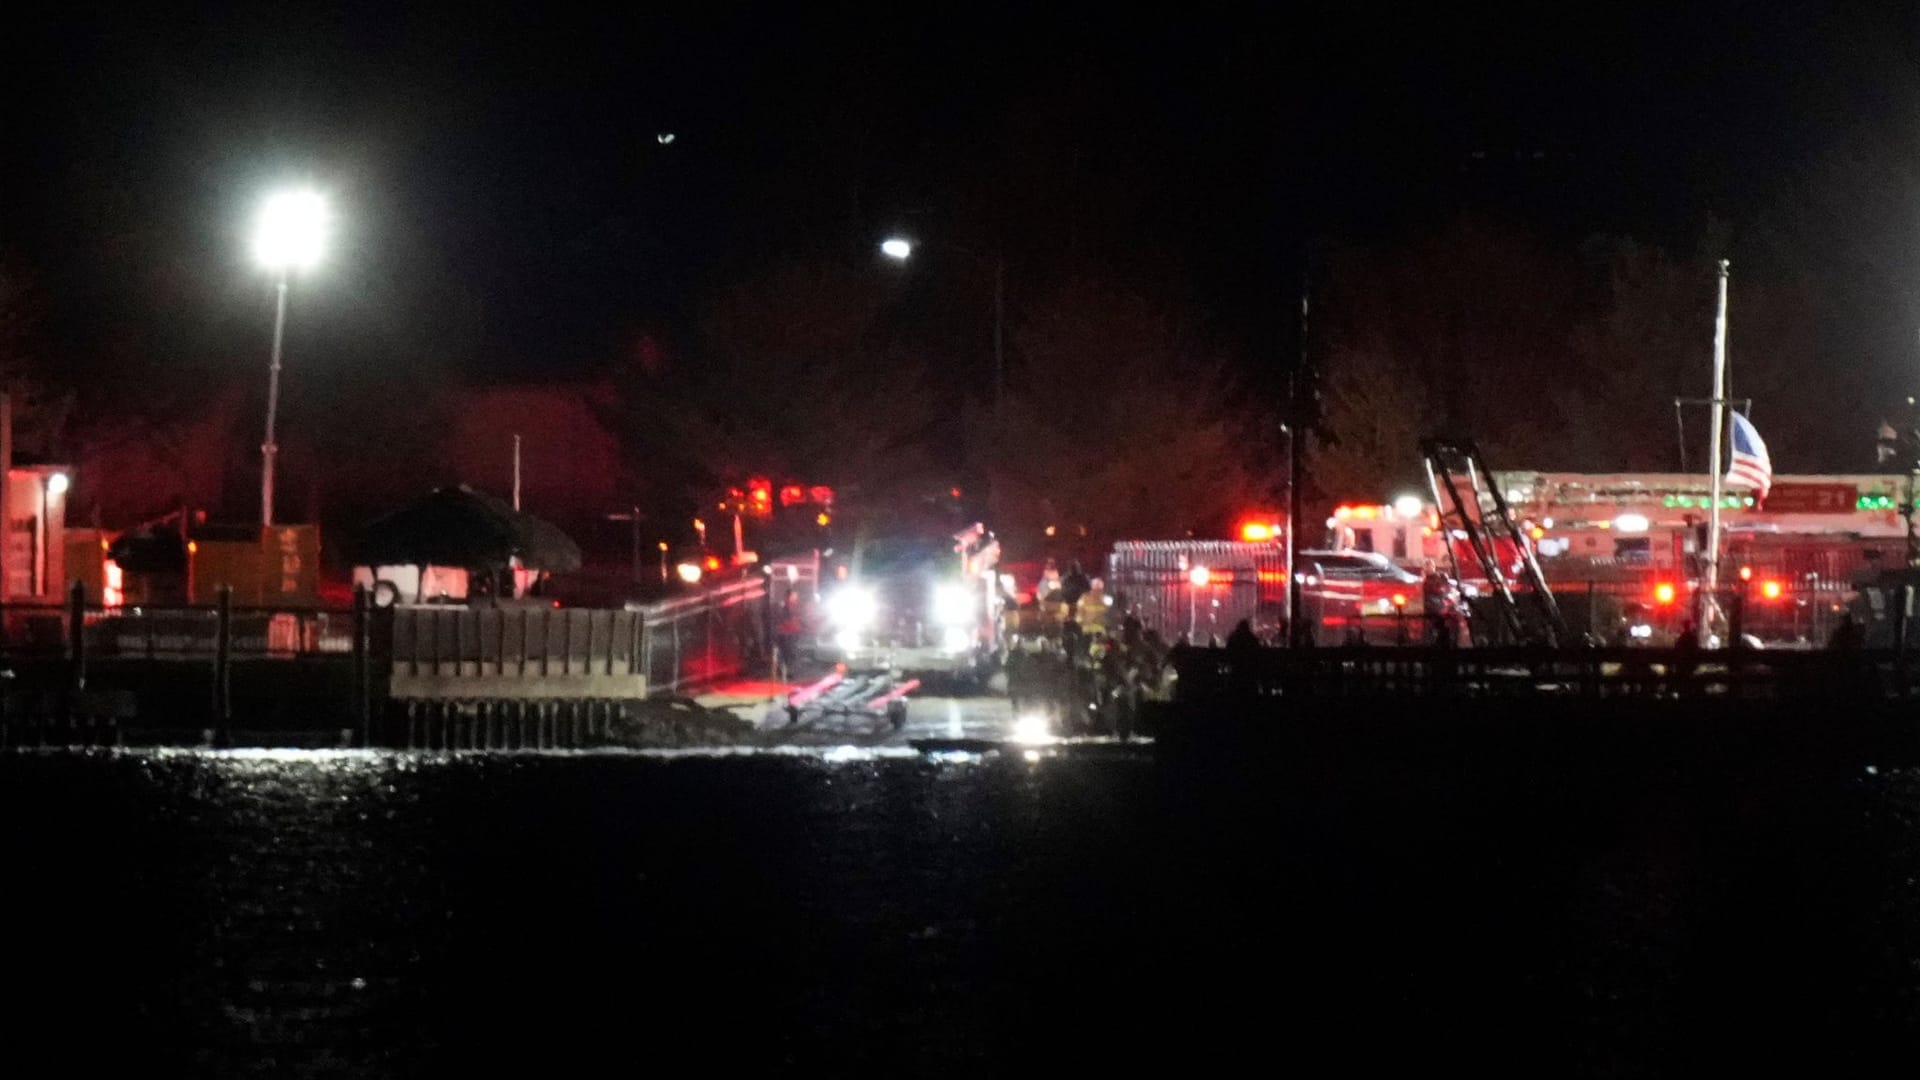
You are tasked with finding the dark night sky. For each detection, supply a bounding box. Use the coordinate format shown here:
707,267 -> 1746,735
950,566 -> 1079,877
5,4 -> 1918,399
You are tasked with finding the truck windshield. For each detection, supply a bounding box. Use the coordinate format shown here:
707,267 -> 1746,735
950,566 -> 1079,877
849,537 -> 953,577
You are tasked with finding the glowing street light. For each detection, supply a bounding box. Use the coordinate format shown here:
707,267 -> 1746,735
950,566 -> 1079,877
251,188 -> 330,528
881,234 -> 1005,408
1187,564 -> 1210,641
37,471 -> 68,596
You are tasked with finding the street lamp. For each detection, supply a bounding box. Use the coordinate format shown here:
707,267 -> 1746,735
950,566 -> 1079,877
37,471 -> 67,596
606,507 -> 644,583
1188,564 -> 1210,641
881,235 -> 1005,408
251,188 -> 329,528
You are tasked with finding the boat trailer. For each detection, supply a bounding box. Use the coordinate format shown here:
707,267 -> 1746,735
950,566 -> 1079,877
774,669 -> 919,730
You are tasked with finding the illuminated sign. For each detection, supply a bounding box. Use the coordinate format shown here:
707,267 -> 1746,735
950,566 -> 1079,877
1760,483 -> 1857,514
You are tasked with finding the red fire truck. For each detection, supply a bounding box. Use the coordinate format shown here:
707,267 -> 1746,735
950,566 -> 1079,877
1490,472 -> 1906,644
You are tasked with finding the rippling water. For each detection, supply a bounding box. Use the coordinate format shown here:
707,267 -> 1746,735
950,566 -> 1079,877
5,739 -> 1920,1074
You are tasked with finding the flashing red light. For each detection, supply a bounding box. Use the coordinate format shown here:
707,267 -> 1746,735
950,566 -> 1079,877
779,484 -> 805,507
1739,565 -> 1753,581
950,486 -> 963,499
808,485 -> 835,505
1653,582 -> 1677,605
1760,580 -> 1783,600
704,555 -> 722,572
1529,526 -> 1545,541
1391,592 -> 1408,608
1239,521 -> 1276,542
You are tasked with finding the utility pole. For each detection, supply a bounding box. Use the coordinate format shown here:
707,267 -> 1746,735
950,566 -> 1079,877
606,507 -> 644,582
1896,399 -> 1912,568
260,273 -> 289,528
1701,259 -> 1730,645
1286,273 -> 1310,648
0,392 -> 11,602
1875,401 -> 1920,567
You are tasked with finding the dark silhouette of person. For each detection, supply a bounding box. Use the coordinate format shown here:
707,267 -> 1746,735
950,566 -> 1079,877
774,594 -> 803,680
1224,618 -> 1261,696
1826,612 -> 1873,700
1421,562 -> 1453,646
1672,620 -> 1701,696
1061,561 -> 1092,608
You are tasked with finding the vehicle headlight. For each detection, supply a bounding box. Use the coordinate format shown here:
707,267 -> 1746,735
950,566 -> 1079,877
826,586 -> 877,629
932,583 -> 973,626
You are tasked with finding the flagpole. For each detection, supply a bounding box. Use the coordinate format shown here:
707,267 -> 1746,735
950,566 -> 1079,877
1704,259 -> 1730,645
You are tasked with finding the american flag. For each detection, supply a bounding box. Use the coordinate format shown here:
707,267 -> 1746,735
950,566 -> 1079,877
1726,410 -> 1772,498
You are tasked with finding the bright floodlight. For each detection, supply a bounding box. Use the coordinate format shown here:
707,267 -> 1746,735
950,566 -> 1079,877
1393,494 -> 1424,519
46,473 -> 69,496
880,237 -> 912,260
253,189 -> 329,271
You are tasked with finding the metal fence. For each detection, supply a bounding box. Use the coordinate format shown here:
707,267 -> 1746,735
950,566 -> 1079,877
1533,577 -> 1855,647
634,576 -> 769,696
1096,570 -> 1865,650
1106,541 -> 1288,643
0,600 -> 355,661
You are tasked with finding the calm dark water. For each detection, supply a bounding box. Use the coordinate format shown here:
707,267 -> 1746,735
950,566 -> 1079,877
4,737 -> 1920,1075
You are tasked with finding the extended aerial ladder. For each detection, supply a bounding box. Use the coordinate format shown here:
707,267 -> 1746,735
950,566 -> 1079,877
1420,438 -> 1570,647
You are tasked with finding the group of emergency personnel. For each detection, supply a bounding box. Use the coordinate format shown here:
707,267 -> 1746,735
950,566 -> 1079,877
1005,558 -> 1178,738
1001,553 -> 1478,734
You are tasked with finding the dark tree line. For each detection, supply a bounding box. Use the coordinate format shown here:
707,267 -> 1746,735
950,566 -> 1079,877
1310,218 -> 1866,501
3,211 -> 1902,557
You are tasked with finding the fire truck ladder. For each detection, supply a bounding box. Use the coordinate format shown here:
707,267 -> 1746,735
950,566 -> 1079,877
1420,437 -> 1570,647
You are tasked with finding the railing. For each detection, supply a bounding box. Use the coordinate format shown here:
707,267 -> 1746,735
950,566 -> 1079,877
635,576 -> 768,696
1292,578 -> 1863,648
1,576 -> 775,706
0,600 -> 355,661
0,583 -> 375,742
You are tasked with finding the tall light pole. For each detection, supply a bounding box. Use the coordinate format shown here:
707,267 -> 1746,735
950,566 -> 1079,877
881,237 -> 1005,410
250,189 -> 329,528
607,507 -> 644,582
